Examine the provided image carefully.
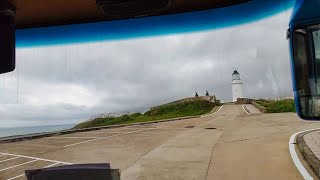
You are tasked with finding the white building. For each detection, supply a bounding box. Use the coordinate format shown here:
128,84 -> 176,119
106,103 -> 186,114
232,70 -> 244,102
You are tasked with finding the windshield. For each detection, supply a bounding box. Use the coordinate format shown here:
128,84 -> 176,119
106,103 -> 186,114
0,11 -> 294,129
3,6 -> 320,180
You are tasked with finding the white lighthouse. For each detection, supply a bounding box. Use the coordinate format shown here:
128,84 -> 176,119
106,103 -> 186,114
232,70 -> 244,102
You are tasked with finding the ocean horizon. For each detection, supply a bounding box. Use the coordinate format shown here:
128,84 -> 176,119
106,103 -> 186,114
0,124 -> 75,138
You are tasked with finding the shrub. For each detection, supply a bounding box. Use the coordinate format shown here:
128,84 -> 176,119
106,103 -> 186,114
255,99 -> 296,113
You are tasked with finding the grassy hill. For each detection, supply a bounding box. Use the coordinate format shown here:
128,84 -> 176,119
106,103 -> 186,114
254,99 -> 296,113
74,99 -> 216,129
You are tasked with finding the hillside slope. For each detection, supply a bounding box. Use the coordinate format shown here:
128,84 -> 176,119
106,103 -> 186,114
74,99 -> 216,129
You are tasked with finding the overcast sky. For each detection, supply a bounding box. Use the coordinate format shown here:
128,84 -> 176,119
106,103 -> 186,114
0,10 -> 293,128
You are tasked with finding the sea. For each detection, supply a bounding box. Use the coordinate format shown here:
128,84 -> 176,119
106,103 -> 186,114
0,124 -> 75,138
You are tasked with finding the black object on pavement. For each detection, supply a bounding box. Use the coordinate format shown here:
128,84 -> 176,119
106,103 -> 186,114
25,163 -> 120,180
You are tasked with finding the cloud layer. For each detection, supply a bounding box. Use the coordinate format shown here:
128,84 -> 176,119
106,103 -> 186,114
0,10 -> 293,127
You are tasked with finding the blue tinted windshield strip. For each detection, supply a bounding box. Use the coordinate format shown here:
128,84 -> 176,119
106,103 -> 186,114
16,0 -> 294,47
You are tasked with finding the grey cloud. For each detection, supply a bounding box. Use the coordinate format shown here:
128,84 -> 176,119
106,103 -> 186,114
0,10 -> 294,127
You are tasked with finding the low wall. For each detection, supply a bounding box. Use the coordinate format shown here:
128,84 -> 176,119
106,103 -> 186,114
251,101 -> 267,113
235,98 -> 252,104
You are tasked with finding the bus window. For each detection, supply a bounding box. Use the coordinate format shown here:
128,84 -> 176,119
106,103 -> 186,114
292,25 -> 320,118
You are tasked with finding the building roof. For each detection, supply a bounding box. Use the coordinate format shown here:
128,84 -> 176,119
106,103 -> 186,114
232,70 -> 239,75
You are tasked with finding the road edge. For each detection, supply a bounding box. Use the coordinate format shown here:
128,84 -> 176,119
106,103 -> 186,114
290,128 -> 320,180
201,105 -> 223,118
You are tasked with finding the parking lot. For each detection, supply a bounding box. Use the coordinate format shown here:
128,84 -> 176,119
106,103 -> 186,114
2,105 -> 320,180
0,113 -> 213,180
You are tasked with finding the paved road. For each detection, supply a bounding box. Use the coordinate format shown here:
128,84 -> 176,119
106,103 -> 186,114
1,105 -> 320,180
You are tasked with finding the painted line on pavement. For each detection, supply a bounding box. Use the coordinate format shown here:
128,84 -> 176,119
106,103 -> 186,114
63,126 -> 165,148
6,162 -> 61,180
7,174 -> 25,180
0,152 -> 72,165
289,128 -> 320,180
123,127 -> 165,129
12,143 -> 59,149
62,129 -> 146,148
201,105 -> 224,117
43,162 -> 61,168
242,105 -> 250,114
6,173 -> 26,180
6,173 -> 25,180
0,157 -> 19,163
75,131 -> 124,134
0,160 -> 38,172
49,137 -> 101,139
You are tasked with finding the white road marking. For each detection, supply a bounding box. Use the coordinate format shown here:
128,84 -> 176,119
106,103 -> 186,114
6,162 -> 61,180
242,105 -> 250,114
0,157 -> 19,163
77,131 -> 124,134
0,160 -> 38,172
111,128 -> 185,132
289,128 -> 320,180
201,105 -> 224,117
123,127 -> 163,129
63,127 -> 165,148
156,126 -> 167,128
12,143 -> 60,149
43,162 -> 60,168
0,152 -> 72,165
49,137 -> 101,139
6,173 -> 25,180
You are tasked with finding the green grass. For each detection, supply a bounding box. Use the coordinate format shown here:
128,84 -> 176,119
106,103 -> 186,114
254,99 -> 296,113
73,100 -> 216,129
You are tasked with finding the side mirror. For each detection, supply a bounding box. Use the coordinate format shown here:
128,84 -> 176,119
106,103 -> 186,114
289,0 -> 320,119
0,1 -> 15,74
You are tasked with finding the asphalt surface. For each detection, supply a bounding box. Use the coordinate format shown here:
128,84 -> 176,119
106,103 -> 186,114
1,104 -> 320,180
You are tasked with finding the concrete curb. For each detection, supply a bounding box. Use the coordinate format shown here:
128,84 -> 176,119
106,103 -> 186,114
296,130 -> 320,178
242,105 -> 251,114
251,101 -> 267,113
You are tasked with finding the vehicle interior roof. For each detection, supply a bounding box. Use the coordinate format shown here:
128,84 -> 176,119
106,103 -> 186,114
8,0 -> 249,28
